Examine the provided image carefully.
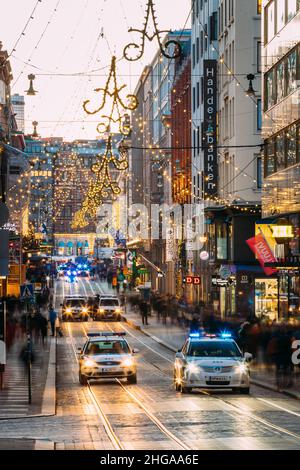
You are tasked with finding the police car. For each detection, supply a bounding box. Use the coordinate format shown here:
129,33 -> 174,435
78,332 -> 138,385
174,332 -> 252,394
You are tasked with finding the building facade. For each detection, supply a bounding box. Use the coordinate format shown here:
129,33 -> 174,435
190,0 -> 264,317
261,0 -> 300,322
11,94 -> 25,133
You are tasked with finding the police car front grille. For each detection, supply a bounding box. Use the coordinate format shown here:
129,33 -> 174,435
201,366 -> 234,373
97,361 -> 121,366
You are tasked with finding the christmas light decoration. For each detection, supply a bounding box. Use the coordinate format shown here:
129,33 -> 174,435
123,0 -> 182,62
83,56 -> 138,136
72,135 -> 129,227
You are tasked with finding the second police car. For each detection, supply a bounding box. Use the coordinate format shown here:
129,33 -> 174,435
174,332 -> 252,394
78,332 -> 138,385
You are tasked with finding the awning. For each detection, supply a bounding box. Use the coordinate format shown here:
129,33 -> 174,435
77,242 -> 83,247
58,241 -> 65,247
67,241 -> 73,247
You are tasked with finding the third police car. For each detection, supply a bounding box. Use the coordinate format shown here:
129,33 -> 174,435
174,332 -> 252,394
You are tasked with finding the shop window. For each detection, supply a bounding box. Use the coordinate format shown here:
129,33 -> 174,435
257,99 -> 262,130
216,223 -> 228,260
257,156 -> 262,188
276,132 -> 286,170
255,279 -> 278,322
297,123 -> 300,162
287,124 -> 297,166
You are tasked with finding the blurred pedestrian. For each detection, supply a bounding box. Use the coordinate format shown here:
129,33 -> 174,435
35,311 -> 48,347
139,300 -> 149,326
48,305 -> 57,337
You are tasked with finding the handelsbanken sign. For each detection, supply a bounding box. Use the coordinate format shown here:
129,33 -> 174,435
203,60 -> 218,199
246,233 -> 277,276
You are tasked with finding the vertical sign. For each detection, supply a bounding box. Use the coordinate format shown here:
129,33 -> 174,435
203,60 -> 218,198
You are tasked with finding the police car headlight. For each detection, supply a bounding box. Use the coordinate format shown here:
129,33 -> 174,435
237,364 -> 248,374
122,358 -> 134,367
115,308 -> 121,314
99,308 -> 105,313
186,363 -> 199,374
82,307 -> 88,314
66,308 -> 72,314
84,359 -> 97,368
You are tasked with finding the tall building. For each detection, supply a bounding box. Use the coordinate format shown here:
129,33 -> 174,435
128,32 -> 191,294
191,0 -> 264,318
261,0 -> 300,322
11,94 -> 25,133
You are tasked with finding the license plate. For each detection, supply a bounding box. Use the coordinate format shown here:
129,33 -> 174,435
208,376 -> 229,382
102,368 -> 117,373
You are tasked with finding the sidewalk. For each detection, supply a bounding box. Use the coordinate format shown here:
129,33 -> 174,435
0,335 -> 56,419
123,307 -> 300,400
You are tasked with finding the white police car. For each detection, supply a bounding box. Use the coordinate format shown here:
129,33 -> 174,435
174,333 -> 252,394
78,332 -> 138,385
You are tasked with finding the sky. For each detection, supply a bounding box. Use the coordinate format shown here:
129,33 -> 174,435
1,0 -> 191,140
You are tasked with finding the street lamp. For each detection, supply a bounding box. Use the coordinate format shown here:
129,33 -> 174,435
246,74 -> 256,97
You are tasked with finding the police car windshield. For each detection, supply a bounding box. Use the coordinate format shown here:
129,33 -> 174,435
188,341 -> 241,358
86,340 -> 129,355
100,299 -> 119,306
66,299 -> 85,306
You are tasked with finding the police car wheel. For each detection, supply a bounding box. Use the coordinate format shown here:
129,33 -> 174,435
79,372 -> 88,386
127,374 -> 137,384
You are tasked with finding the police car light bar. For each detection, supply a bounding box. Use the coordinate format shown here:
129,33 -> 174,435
220,332 -> 232,339
87,332 -> 126,337
189,333 -> 201,338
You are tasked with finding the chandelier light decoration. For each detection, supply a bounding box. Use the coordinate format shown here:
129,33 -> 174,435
123,0 -> 182,62
83,55 -> 138,136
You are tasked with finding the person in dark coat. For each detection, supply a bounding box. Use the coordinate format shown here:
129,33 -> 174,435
48,305 -> 57,337
139,301 -> 149,326
35,312 -> 48,346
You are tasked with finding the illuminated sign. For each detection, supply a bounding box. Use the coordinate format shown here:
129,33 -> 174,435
184,276 -> 201,285
203,60 -> 218,198
271,225 -> 294,238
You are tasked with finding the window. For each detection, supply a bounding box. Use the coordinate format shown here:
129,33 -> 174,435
276,132 -> 286,170
216,223 -> 228,260
210,12 -> 218,41
257,0 -> 262,14
266,1 -> 276,43
257,41 -> 262,73
277,0 -> 286,31
193,86 -> 196,112
287,124 -> 297,166
196,81 -> 200,108
196,37 -> 199,63
9,165 -> 21,175
265,138 -> 276,176
287,0 -> 298,20
257,98 -> 262,130
257,156 -> 262,188
265,69 -> 276,110
286,49 -> 297,95
276,61 -> 286,101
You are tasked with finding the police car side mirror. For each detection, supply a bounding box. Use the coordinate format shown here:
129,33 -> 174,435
78,348 -> 83,355
244,352 -> 253,362
60,304 -> 63,307
132,349 -> 139,354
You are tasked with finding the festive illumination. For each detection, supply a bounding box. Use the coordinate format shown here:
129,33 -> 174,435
123,0 -> 182,61
72,135 -> 129,227
83,56 -> 138,136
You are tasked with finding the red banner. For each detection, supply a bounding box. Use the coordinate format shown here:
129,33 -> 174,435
246,233 -> 277,276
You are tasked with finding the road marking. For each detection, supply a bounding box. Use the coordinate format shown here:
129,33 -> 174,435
257,398 -> 300,418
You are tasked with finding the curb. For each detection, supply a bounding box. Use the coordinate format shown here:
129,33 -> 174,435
123,314 -> 300,401
41,336 -> 57,416
35,440 -> 56,450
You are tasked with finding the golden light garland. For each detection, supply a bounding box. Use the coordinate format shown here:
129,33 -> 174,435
72,135 -> 129,227
83,55 -> 138,136
123,0 -> 182,62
